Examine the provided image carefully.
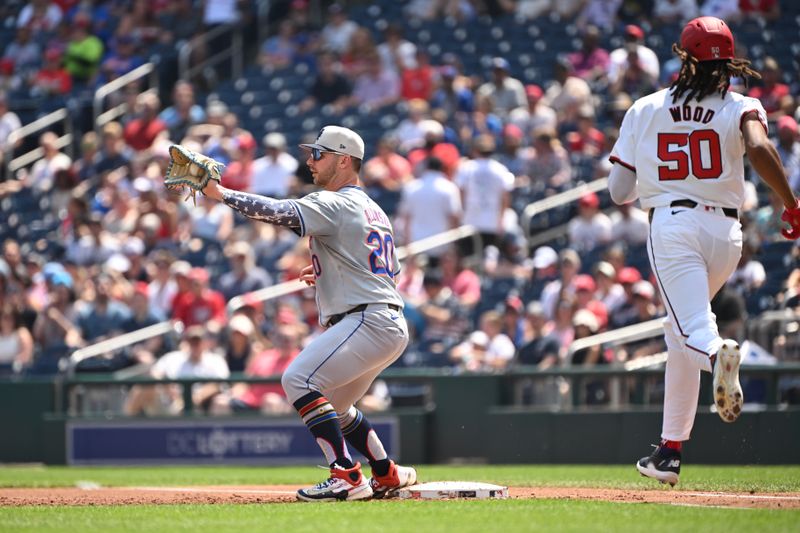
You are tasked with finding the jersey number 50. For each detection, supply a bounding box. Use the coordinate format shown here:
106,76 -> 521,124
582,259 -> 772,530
366,230 -> 396,279
657,130 -> 722,181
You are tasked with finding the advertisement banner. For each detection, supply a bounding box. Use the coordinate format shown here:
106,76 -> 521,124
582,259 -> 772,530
67,418 -> 398,465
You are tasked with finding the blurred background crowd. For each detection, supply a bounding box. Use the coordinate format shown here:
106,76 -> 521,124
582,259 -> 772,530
1,0 -> 799,412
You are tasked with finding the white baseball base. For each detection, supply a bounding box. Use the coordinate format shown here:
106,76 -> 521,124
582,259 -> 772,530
397,482 -> 508,500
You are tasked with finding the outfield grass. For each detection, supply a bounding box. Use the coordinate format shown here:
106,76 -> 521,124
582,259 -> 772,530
1,464 -> 799,493
1,500 -> 798,533
2,466 -> 798,533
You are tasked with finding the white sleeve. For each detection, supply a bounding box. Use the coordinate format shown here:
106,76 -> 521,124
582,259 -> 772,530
212,354 -> 230,378
489,334 -> 516,360
598,213 -> 613,241
608,163 -> 639,205
503,168 -> 515,191
567,218 -> 579,242
749,261 -> 766,288
285,154 -> 299,174
454,164 -> 468,189
738,98 -> 769,135
609,106 -> 637,172
448,184 -> 463,217
396,187 -> 409,217
153,352 -> 180,378
16,6 -> 32,27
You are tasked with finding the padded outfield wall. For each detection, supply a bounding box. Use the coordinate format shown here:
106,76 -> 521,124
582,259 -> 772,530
1,373 -> 799,465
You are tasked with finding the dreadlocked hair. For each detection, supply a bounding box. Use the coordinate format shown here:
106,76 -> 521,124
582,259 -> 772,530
669,43 -> 761,105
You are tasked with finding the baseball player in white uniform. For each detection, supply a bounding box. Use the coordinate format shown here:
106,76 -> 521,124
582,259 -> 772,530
203,126 -> 417,501
607,16 -> 800,486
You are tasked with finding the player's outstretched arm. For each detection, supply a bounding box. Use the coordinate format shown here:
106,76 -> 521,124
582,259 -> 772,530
202,179 -> 301,230
742,114 -> 796,209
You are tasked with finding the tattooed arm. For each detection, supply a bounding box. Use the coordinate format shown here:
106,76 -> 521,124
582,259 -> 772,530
202,180 -> 301,230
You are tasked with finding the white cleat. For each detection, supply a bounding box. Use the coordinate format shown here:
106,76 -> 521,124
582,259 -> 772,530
369,460 -> 418,499
296,463 -> 373,502
713,339 -> 743,423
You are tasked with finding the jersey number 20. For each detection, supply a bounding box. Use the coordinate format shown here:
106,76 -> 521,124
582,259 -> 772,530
657,130 -> 722,181
366,230 -> 395,278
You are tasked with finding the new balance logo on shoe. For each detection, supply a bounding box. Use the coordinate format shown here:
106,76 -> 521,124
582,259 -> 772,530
636,445 -> 681,487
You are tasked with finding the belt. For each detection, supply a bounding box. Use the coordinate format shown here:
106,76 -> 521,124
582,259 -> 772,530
327,303 -> 401,327
670,199 -> 738,220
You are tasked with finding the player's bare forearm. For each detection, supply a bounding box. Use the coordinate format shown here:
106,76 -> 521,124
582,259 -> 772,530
214,184 -> 301,229
749,145 -> 796,209
743,117 -> 797,209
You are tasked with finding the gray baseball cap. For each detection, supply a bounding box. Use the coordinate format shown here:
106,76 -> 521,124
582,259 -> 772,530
300,125 -> 365,160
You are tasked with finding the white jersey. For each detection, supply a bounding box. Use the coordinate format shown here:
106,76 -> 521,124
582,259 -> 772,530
398,170 -> 462,245
455,158 -> 514,233
290,186 -> 403,326
610,88 -> 768,210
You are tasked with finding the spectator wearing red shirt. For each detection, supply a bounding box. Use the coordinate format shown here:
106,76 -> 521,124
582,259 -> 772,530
363,136 -> 413,194
340,26 -> 377,79
573,274 -> 609,331
171,267 -> 226,329
401,50 -> 436,101
439,249 -> 481,310
230,324 -> 304,413
566,107 -> 605,156
221,133 -> 257,191
747,56 -> 790,119
31,48 -> 72,96
739,0 -> 780,21
123,92 -> 167,151
407,119 -> 461,177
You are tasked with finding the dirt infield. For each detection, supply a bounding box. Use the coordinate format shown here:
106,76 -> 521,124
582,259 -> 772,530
1,485 -> 799,509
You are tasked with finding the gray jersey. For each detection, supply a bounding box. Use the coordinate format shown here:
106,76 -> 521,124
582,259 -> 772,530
290,185 -> 403,325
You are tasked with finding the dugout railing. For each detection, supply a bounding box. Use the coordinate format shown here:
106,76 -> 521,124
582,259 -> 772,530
3,108 -> 73,182
521,177 -> 608,246
178,23 -> 244,85
93,62 -> 160,136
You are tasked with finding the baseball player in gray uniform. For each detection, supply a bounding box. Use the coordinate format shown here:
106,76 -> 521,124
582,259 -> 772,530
608,17 -> 800,486
202,126 -> 417,501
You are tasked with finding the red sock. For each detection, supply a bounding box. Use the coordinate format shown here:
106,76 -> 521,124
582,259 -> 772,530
661,439 -> 682,451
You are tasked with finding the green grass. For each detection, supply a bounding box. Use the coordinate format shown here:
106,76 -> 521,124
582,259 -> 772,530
2,466 -> 799,533
1,464 -> 799,493
1,500 -> 798,533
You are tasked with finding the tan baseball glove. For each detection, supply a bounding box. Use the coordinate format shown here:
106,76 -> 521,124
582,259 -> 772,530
164,144 -> 225,205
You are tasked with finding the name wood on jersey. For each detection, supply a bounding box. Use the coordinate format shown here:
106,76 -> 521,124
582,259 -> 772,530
364,207 -> 390,226
669,104 -> 715,124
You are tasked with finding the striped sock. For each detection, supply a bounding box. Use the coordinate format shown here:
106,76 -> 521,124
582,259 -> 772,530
340,407 -> 390,476
293,391 -> 352,468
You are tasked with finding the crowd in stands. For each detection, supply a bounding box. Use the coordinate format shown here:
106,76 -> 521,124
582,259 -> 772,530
1,0 -> 799,409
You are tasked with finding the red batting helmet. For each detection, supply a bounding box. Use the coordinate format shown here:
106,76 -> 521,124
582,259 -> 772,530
680,16 -> 734,62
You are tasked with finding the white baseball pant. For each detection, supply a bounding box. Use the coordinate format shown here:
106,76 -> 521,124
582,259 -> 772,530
647,206 -> 743,441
